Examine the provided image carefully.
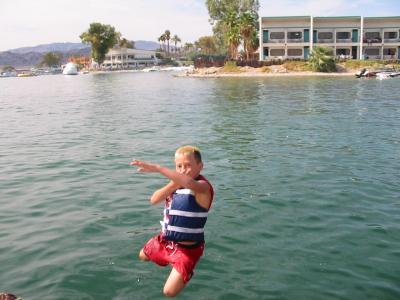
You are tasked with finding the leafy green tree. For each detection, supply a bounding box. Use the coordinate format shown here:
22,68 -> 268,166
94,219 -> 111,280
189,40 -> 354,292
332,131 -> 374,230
41,52 -> 61,67
80,23 -> 121,64
195,36 -> 217,55
206,0 -> 259,59
119,38 -> 135,49
308,46 -> 336,72
206,0 -> 259,21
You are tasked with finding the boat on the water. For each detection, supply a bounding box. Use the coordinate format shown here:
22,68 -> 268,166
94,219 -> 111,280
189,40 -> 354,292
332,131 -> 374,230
376,71 -> 400,80
356,68 -> 400,79
63,63 -> 78,75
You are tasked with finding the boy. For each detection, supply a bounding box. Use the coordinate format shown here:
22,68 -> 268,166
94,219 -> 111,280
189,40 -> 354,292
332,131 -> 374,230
130,146 -> 214,297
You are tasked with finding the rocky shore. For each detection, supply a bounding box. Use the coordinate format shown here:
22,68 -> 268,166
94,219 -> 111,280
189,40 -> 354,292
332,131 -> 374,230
180,65 -> 355,78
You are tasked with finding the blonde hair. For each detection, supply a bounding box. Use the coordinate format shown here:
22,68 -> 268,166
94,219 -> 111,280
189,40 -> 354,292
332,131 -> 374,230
175,145 -> 202,163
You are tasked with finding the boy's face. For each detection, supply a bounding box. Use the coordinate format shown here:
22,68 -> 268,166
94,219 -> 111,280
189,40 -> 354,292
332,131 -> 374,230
175,153 -> 203,178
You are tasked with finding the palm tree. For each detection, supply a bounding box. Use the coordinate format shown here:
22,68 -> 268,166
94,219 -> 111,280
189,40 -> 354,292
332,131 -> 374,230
183,42 -> 194,54
119,38 -> 135,49
164,30 -> 171,56
246,30 -> 259,61
308,46 -> 336,72
223,9 -> 241,59
239,12 -> 257,60
158,34 -> 166,52
171,34 -> 181,55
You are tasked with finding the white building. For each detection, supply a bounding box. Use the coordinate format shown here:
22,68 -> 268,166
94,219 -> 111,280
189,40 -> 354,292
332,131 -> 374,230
102,48 -> 158,69
259,16 -> 400,61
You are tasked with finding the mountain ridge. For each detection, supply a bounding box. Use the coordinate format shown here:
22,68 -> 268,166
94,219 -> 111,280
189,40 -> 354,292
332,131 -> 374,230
0,41 -> 160,67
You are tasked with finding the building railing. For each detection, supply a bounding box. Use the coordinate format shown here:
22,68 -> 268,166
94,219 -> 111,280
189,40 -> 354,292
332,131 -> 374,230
317,39 -> 334,43
383,55 -> 397,60
336,38 -> 353,43
287,39 -> 304,43
383,38 -> 400,43
363,38 -> 382,43
364,55 -> 381,59
268,39 -> 286,43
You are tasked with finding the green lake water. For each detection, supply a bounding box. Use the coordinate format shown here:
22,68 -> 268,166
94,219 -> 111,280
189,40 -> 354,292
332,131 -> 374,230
0,72 -> 399,299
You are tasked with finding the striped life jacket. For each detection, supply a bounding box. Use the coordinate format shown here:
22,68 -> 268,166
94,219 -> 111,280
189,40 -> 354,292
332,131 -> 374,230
160,175 -> 214,242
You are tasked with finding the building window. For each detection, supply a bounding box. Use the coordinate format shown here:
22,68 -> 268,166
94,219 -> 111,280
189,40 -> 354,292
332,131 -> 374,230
336,32 -> 351,39
287,49 -> 302,56
383,48 -> 396,55
287,32 -> 302,39
384,32 -> 397,39
365,48 -> 380,56
365,32 -> 380,39
270,49 -> 285,56
270,32 -> 285,40
318,32 -> 333,40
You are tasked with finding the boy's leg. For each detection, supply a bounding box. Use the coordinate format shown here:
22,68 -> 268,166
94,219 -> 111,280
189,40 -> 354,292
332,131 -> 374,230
139,248 -> 150,261
163,267 -> 185,297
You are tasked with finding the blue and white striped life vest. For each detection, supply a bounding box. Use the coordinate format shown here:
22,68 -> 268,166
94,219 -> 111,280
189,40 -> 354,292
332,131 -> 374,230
160,176 -> 213,242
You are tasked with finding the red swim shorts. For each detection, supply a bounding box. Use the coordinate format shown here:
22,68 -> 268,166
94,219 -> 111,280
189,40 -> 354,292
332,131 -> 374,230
142,233 -> 204,283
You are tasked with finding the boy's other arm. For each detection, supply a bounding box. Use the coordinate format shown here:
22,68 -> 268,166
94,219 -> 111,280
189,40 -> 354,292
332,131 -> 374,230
150,181 -> 179,205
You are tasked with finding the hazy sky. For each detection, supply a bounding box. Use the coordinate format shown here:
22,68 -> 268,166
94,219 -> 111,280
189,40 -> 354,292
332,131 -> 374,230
1,0 -> 399,51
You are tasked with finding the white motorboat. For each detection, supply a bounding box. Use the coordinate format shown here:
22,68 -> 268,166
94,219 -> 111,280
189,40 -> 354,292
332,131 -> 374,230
376,71 -> 400,80
63,63 -> 78,75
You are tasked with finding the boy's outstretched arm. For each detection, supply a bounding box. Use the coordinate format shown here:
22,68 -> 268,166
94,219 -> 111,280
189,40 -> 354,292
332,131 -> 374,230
130,160 -> 209,194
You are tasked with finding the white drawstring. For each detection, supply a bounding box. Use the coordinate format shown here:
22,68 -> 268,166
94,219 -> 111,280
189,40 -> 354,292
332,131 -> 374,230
166,241 -> 178,256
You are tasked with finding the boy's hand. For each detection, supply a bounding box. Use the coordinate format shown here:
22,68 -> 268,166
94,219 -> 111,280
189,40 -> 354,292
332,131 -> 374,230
130,160 -> 160,173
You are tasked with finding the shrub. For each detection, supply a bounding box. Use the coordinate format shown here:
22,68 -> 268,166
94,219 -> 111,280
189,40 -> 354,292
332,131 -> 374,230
283,60 -> 310,72
260,66 -> 271,73
308,46 -> 336,72
221,61 -> 243,73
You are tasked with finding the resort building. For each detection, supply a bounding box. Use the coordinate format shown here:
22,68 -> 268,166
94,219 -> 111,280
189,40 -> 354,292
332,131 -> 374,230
259,16 -> 400,61
102,48 -> 158,69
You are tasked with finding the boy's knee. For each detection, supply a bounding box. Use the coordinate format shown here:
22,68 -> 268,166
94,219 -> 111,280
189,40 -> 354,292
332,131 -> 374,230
138,248 -> 149,261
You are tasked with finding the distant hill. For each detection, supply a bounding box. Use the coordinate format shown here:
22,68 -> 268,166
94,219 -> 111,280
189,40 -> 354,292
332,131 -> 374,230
0,41 -> 160,67
8,42 -> 90,54
135,40 -> 160,51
